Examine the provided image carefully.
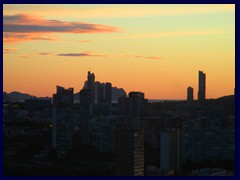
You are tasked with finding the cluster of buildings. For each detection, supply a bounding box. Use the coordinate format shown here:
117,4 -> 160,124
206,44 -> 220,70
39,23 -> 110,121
52,71 -> 147,175
3,69 -> 235,176
44,70 -> 236,175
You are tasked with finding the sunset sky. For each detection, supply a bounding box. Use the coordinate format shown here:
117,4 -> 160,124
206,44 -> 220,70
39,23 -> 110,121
3,4 -> 235,100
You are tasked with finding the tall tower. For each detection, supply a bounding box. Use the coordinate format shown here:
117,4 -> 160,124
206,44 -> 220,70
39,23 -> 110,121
52,86 -> 74,156
129,91 -> 147,118
115,125 -> 145,176
160,129 -> 181,172
187,86 -> 194,103
79,89 -> 91,112
97,83 -> 104,103
79,89 -> 91,144
105,82 -> 112,104
198,71 -> 206,103
87,71 -> 95,103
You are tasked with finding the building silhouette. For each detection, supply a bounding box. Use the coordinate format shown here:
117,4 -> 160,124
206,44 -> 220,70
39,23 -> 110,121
187,87 -> 194,103
105,82 -> 112,104
118,95 -> 129,116
91,103 -> 112,116
79,89 -> 91,144
79,89 -> 91,111
160,129 -> 181,172
129,91 -> 148,118
198,71 -> 206,103
97,83 -> 104,103
87,71 -> 95,103
52,86 -> 74,156
89,116 -> 117,153
96,82 -> 112,104
115,124 -> 145,176
115,91 -> 147,176
182,119 -> 235,163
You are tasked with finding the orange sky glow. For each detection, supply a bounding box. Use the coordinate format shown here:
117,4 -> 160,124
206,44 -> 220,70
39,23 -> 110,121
3,4 -> 235,100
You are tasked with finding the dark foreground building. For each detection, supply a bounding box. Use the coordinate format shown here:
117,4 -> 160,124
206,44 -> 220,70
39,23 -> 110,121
115,124 -> 145,176
52,86 -> 74,156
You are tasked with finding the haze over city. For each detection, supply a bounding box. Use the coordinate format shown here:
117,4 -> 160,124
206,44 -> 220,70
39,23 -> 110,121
3,4 -> 235,100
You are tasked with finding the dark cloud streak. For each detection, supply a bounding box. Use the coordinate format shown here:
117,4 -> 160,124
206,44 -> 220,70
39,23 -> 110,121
57,52 -> 106,57
134,55 -> 162,60
145,56 -> 162,60
38,52 -> 52,55
3,14 -> 120,34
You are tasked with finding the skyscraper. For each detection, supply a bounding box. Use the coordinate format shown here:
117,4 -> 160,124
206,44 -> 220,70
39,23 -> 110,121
105,82 -> 112,104
79,89 -> 91,144
79,89 -> 91,112
87,71 -> 95,103
187,86 -> 194,103
118,95 -> 129,116
52,86 -> 74,156
97,83 -> 104,103
160,129 -> 181,172
198,71 -> 206,103
115,124 -> 145,176
115,92 -> 146,176
129,91 -> 148,118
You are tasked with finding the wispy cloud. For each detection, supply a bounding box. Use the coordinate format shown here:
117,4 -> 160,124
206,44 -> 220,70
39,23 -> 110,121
3,14 -> 120,43
135,55 -> 162,60
144,56 -> 162,60
38,52 -> 161,60
4,48 -> 17,53
57,51 -> 107,57
38,52 -> 53,55
118,30 -> 225,40
3,32 -> 59,44
124,54 -> 162,60
3,14 -> 120,33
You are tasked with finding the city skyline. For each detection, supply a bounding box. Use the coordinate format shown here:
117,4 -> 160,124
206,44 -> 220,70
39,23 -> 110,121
3,4 -> 235,99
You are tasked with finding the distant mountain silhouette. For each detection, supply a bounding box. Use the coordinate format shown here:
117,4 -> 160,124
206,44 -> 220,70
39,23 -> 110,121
207,95 -> 235,115
3,91 -> 51,102
7,91 -> 37,101
215,95 -> 235,101
3,92 -> 12,101
112,87 -> 127,102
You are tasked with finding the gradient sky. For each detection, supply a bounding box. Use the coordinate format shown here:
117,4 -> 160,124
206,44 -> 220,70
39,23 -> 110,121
3,4 -> 235,99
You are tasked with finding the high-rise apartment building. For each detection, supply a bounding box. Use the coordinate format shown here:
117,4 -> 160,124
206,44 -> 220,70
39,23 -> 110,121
198,71 -> 206,102
187,86 -> 194,103
118,95 -> 129,116
105,82 -> 112,104
97,83 -> 104,103
79,89 -> 91,144
115,124 -> 145,176
160,129 -> 181,172
182,119 -> 235,163
129,91 -> 148,118
79,89 -> 91,112
118,91 -> 148,119
52,86 -> 74,156
87,71 -> 95,103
